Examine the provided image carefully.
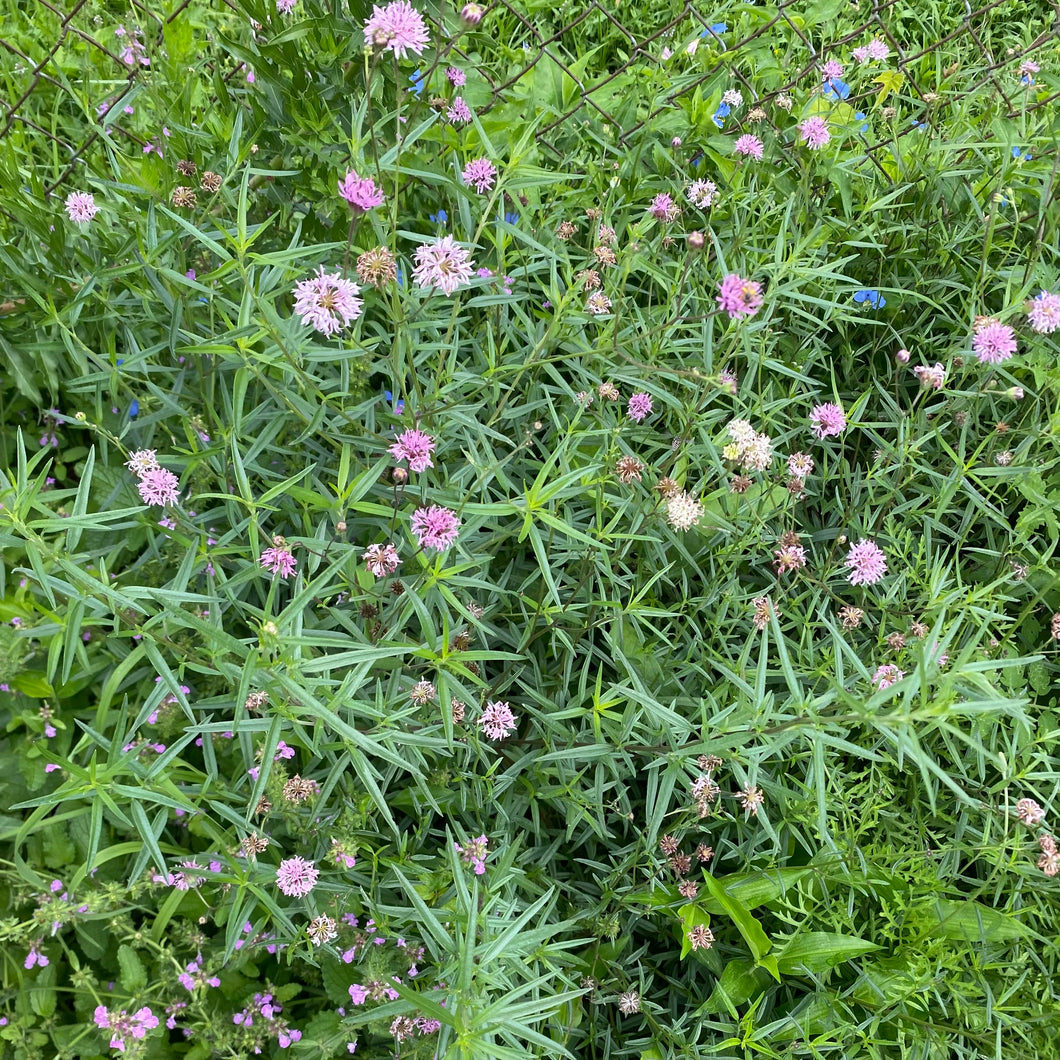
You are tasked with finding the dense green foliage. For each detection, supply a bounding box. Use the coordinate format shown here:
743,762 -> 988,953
3,1 -> 1060,1058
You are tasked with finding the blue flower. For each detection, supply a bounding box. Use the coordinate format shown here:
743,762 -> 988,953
855,111 -> 868,133
911,119 -> 927,130
1012,145 -> 1032,161
409,70 -> 424,96
712,101 -> 730,128
396,264 -> 405,287
853,289 -> 886,309
504,211 -> 519,224
429,208 -> 448,224
384,391 -> 406,415
823,77 -> 850,101
700,21 -> 727,37
129,399 -> 139,418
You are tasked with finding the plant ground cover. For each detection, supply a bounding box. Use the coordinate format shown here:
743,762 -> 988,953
2,0 -> 1060,1057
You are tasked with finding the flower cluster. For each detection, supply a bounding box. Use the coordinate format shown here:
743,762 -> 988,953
455,833 -> 490,874
94,1005 -> 159,1053
127,450 -> 181,508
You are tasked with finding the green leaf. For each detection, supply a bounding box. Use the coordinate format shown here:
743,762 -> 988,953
700,874 -> 775,972
118,943 -> 148,991
776,932 -> 880,974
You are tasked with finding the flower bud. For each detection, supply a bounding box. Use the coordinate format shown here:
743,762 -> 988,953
392,466 -> 408,484
336,520 -> 347,533
460,2 -> 484,25
671,136 -> 682,147
687,230 -> 705,250
1006,386 -> 1025,401
896,348 -> 910,364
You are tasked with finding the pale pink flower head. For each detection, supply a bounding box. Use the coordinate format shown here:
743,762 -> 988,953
446,67 -> 466,86
821,58 -> 844,79
389,427 -> 435,472
410,504 -> 461,551
871,663 -> 905,690
275,855 -> 319,897
65,191 -> 99,224
734,134 -> 764,160
809,402 -> 847,438
462,157 -> 497,194
338,170 -> 385,212
363,0 -> 429,59
797,115 -> 831,149
686,179 -> 718,208
666,491 -> 703,531
627,392 -> 653,422
972,318 -> 1017,363
1016,797 -> 1046,826
913,363 -> 946,389
137,467 -> 180,507
362,543 -> 401,577
477,700 -> 518,740
853,37 -> 889,62
585,291 -> 612,315
844,538 -> 887,586
292,267 -> 363,336
276,0 -> 297,13
260,546 -> 297,579
446,96 -> 473,125
126,449 -> 160,476
412,235 -> 474,296
1026,289 -> 1060,334
648,193 -> 679,222
716,273 -> 763,320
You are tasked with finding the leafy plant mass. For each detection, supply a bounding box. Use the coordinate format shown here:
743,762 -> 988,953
2,0 -> 1060,1057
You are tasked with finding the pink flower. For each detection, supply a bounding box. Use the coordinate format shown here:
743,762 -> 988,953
809,402 -> 847,438
797,115 -> 831,149
276,0 -> 297,12
913,363 -> 946,389
126,449 -> 160,476
362,543 -> 401,577
446,67 -> 466,86
871,664 -> 905,690
292,267 -> 363,336
585,291 -> 612,315
389,427 -> 435,472
1016,797 -> 1046,826
648,193 -> 679,221
972,319 -> 1017,363
821,58 -> 843,79
260,546 -> 297,579
477,700 -> 518,739
853,37 -> 889,62
446,96 -> 473,124
844,538 -> 887,586
455,834 -> 489,874
363,0 -> 429,59
275,855 -> 319,897
627,392 -> 653,422
1026,289 -> 1060,334
410,505 -> 461,551
686,179 -> 718,208
733,134 -> 764,160
338,170 -> 385,212
462,157 -> 497,193
65,191 -> 99,224
137,467 -> 180,507
716,273 -> 763,319
412,235 -> 474,296
348,984 -> 368,1005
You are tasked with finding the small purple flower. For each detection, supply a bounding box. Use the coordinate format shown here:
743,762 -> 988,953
627,392 -> 653,422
